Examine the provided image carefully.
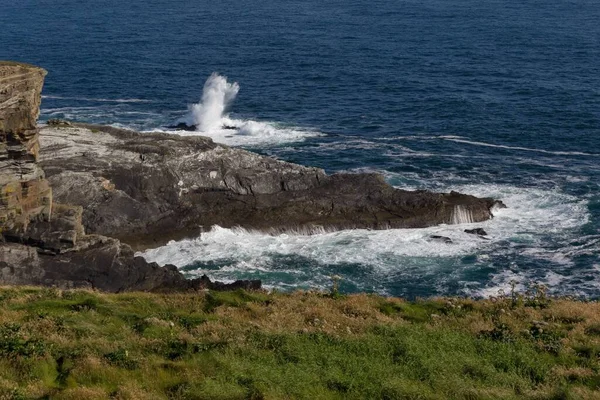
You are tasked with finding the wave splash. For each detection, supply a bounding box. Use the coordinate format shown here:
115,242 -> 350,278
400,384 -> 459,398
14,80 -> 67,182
187,73 -> 240,131
175,73 -> 320,146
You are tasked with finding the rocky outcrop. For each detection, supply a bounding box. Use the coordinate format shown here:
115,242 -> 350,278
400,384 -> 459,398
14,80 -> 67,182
0,62 -> 261,292
0,240 -> 260,292
39,123 -> 502,250
0,61 -> 504,293
0,62 -> 52,234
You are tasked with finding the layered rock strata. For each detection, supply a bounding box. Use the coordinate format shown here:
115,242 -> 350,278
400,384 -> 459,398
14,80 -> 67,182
0,62 -> 52,234
40,123 -> 502,250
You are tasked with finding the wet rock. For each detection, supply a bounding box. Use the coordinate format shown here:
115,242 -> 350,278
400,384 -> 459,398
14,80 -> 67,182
46,119 -> 72,127
465,228 -> 488,236
168,122 -> 196,131
168,122 -> 236,131
430,235 -> 453,244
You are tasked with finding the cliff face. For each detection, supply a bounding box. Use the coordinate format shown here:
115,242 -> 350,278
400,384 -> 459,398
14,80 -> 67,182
0,62 -> 52,234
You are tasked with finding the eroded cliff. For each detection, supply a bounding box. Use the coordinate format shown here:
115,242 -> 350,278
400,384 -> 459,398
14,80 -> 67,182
0,61 -> 52,234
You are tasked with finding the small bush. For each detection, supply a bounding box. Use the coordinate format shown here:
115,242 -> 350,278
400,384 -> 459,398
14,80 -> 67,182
584,323 -> 600,336
0,323 -> 48,359
104,349 -> 138,370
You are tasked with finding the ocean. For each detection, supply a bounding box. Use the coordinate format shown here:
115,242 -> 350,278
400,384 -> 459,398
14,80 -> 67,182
2,0 -> 599,298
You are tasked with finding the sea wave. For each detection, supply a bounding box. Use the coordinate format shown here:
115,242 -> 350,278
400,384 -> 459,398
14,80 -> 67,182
140,183 -> 592,297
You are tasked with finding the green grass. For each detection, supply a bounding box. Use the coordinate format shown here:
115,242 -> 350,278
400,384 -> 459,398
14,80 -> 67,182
0,287 -> 599,399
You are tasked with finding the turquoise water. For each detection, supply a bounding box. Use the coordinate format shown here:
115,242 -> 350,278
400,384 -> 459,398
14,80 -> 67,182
2,0 -> 599,297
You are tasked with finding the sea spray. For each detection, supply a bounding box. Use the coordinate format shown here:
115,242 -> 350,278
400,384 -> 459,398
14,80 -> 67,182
170,74 -> 321,146
189,73 -> 239,131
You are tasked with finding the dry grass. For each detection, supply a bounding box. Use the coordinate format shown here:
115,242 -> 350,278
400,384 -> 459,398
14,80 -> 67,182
0,286 -> 599,399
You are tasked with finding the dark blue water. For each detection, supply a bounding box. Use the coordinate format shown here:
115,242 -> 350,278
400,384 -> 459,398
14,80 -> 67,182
2,0 -> 599,297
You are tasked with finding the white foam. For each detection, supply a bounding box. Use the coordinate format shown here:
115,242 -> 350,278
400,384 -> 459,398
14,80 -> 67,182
185,73 -> 240,131
451,183 -> 589,234
170,73 -> 322,146
140,182 -> 591,296
439,136 -> 599,157
471,268 -> 573,298
151,120 -> 321,147
452,205 -> 474,224
481,270 -> 567,296
472,270 -> 528,298
142,225 -> 483,269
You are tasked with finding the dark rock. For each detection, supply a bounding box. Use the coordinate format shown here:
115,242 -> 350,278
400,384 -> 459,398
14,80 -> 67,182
39,123 -> 502,250
168,122 -> 196,131
0,239 -> 262,292
430,235 -> 453,244
493,200 -> 507,209
47,118 -> 72,127
465,228 -> 488,236
168,122 -> 237,131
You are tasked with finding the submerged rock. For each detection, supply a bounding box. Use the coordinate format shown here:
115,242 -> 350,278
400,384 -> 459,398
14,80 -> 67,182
430,235 -> 453,244
465,228 -> 488,236
46,118 -> 72,127
168,122 -> 196,131
168,122 -> 237,131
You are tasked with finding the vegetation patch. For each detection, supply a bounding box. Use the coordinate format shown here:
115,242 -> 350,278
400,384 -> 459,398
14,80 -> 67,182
0,286 -> 599,399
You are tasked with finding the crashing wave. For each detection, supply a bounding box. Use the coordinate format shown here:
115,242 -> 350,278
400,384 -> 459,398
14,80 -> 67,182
171,73 -> 321,146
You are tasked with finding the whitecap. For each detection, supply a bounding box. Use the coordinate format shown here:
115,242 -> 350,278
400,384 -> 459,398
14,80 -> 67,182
439,136 -> 599,157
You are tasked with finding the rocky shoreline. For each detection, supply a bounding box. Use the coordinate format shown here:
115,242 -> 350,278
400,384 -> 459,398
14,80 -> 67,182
0,62 -> 504,292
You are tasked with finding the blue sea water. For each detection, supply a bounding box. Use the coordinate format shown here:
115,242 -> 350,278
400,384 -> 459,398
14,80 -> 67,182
2,0 -> 599,298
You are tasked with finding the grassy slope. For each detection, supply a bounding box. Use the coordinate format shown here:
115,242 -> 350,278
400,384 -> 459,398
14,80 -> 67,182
0,286 -> 599,400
